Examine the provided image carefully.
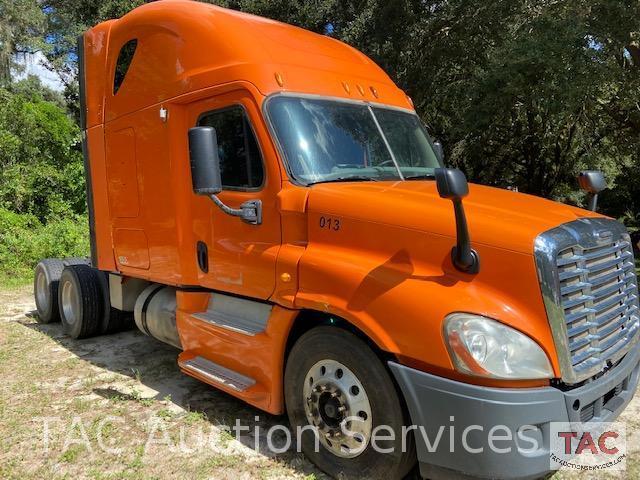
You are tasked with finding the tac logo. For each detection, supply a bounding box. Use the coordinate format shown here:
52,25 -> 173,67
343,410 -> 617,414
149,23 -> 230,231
558,430 -> 619,455
550,422 -> 626,471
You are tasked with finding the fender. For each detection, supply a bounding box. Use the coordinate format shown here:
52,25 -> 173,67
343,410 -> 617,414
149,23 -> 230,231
294,215 -> 562,381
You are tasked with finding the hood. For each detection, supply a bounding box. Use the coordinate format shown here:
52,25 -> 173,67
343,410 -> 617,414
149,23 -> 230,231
306,180 -> 603,254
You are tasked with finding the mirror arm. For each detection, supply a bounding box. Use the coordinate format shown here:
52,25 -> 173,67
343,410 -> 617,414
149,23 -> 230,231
451,199 -> 480,274
588,193 -> 599,212
209,195 -> 262,225
433,141 -> 444,163
435,168 -> 480,275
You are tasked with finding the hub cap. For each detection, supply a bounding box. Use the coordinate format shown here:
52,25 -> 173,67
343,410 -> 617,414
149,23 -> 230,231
61,279 -> 80,326
303,359 -> 373,458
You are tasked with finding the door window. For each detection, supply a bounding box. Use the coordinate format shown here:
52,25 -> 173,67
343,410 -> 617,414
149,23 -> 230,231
198,106 -> 264,190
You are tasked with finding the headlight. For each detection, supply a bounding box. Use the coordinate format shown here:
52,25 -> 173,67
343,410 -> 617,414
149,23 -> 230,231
444,313 -> 553,380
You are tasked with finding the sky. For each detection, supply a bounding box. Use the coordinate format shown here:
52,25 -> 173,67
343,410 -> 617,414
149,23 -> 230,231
13,52 -> 65,91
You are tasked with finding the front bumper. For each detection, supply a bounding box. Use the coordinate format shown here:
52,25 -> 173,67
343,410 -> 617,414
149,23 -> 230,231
389,345 -> 640,480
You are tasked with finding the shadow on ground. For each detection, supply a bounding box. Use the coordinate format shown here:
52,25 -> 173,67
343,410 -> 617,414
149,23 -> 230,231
20,311 -> 334,478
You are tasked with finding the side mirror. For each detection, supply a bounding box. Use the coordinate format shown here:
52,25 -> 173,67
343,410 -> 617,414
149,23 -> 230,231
188,126 -> 262,225
435,168 -> 479,274
578,170 -> 606,212
189,126 -> 222,195
433,141 -> 444,163
434,167 -> 468,200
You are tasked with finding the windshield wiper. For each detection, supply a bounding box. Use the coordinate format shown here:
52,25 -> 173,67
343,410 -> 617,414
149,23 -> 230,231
309,176 -> 379,185
404,174 -> 435,180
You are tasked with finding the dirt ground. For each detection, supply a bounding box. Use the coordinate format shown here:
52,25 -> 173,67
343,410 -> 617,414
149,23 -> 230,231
0,285 -> 638,480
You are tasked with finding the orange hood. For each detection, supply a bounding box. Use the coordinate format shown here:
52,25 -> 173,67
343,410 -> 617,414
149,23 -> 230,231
306,180 -> 603,255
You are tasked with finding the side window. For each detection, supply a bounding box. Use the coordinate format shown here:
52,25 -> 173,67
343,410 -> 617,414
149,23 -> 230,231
198,106 -> 264,189
113,39 -> 138,95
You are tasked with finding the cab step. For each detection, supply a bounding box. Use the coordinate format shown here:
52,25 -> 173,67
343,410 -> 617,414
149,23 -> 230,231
179,355 -> 256,392
191,293 -> 272,335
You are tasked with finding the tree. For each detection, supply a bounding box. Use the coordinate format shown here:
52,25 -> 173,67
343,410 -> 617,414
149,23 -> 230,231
0,77 -> 85,221
43,1 -> 144,83
0,0 -> 47,83
219,0 -> 640,213
28,0 -> 640,225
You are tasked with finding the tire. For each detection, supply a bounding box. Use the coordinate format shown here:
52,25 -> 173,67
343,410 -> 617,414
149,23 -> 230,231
285,327 -> 416,480
58,264 -> 104,339
63,257 -> 91,266
34,259 -> 65,323
97,271 -> 134,334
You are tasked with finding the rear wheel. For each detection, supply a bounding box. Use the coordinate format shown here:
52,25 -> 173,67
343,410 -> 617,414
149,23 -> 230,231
34,259 -> 65,323
58,264 -> 103,339
285,327 -> 416,480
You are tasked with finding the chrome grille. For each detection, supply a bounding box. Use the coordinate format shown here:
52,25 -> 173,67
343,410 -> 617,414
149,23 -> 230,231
535,218 -> 640,384
557,239 -> 639,375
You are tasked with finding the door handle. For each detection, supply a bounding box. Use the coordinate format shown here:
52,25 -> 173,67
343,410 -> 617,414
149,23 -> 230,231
197,241 -> 208,273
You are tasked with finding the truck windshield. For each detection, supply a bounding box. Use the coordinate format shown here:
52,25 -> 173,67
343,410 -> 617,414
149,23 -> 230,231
266,96 -> 442,185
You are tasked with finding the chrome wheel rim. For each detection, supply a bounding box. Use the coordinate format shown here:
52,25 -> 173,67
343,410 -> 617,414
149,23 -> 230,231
303,359 -> 373,459
61,279 -> 80,325
35,270 -> 49,312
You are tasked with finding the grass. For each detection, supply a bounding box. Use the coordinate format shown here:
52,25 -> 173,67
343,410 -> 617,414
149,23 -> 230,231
0,285 -> 323,480
1,249 -> 638,479
0,276 -> 31,289
0,208 -> 89,289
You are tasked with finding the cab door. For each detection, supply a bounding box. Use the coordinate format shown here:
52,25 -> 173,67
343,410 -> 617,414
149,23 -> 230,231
187,90 -> 282,299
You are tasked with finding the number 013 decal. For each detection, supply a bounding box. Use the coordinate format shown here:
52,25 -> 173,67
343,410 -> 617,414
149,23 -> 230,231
319,216 -> 341,231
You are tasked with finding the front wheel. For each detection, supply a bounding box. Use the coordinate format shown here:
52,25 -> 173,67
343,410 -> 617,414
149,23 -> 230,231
285,327 -> 416,480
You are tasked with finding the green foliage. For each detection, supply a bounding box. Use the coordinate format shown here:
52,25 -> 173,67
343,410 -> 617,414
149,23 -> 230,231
403,0 -> 640,204
43,0 -> 146,82
0,207 -> 89,286
0,79 -> 86,221
0,78 -> 87,285
38,1 -> 640,220
42,0 -> 147,121
0,0 -> 47,83
0,0 -> 639,290
9,74 -> 66,108
220,0 -> 640,215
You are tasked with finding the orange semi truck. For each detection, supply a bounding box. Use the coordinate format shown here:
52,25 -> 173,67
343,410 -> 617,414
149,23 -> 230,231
33,1 -> 640,479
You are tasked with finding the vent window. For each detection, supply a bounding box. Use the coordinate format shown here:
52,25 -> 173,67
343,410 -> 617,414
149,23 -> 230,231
113,39 -> 137,94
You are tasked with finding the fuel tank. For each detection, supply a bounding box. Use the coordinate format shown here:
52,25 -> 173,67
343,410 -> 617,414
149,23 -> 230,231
134,285 -> 182,349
